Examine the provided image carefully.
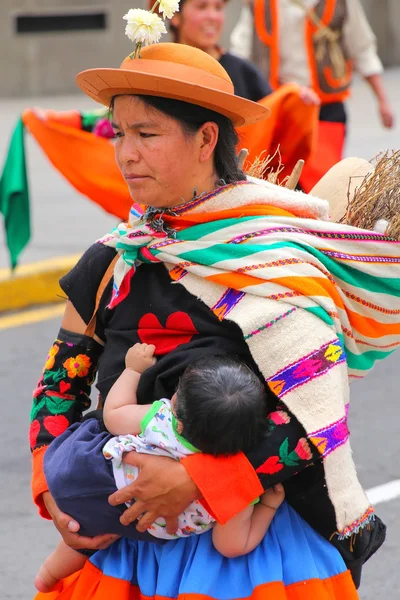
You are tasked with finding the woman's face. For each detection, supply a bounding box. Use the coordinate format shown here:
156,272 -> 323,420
172,0 -> 225,52
112,96 -> 217,208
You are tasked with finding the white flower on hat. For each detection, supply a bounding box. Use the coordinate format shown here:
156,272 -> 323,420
123,8 -> 167,47
158,0 -> 180,20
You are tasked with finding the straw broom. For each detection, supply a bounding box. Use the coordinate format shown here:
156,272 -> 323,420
339,150 -> 400,239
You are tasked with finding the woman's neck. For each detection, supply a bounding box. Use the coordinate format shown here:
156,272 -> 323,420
206,46 -> 223,60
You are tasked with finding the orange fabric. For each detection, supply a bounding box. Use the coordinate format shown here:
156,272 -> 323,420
206,271 -> 266,289
182,452 -> 263,525
40,109 -> 82,130
300,120 -> 345,192
237,84 -> 319,183
22,110 -> 132,221
32,445 -> 51,519
164,205 -> 298,230
254,0 -> 272,45
254,0 -> 280,90
34,561 -> 358,600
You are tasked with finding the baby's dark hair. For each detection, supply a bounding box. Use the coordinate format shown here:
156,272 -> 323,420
174,355 -> 268,456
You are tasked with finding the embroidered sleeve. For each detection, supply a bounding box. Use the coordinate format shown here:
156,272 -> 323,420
246,403 -> 320,487
182,404 -> 320,524
30,328 -> 103,517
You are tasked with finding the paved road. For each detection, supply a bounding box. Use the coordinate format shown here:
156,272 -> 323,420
0,65 -> 399,599
0,315 -> 399,599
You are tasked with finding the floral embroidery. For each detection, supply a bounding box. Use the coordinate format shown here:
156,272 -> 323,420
268,410 -> 291,426
29,420 -> 40,449
278,438 -> 300,467
63,354 -> 92,378
44,344 -> 59,371
30,336 -> 101,452
43,415 -> 70,437
256,456 -> 284,475
253,404 -> 319,486
294,438 -> 313,461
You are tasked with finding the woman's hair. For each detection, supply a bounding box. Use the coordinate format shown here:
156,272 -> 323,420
134,95 -> 246,184
169,0 -> 188,42
174,355 -> 269,456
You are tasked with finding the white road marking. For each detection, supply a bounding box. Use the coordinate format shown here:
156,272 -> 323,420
366,479 -> 400,506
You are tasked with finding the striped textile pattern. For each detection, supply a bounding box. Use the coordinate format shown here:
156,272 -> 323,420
99,179 -> 400,537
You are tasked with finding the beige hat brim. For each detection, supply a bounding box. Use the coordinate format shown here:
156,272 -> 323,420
310,157 -> 374,223
76,67 -> 270,127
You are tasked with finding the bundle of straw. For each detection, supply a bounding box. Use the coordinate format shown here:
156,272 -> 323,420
339,150 -> 400,239
246,148 -> 288,185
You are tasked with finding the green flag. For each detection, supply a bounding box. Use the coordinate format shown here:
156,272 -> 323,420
0,118 -> 30,270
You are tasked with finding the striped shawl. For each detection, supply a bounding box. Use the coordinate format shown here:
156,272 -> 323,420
99,179 -> 400,537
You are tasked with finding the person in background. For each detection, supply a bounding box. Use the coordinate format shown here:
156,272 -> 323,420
230,0 -> 395,188
169,0 -> 321,181
170,0 -> 321,104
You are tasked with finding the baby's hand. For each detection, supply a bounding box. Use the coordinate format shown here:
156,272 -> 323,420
126,343 -> 156,374
260,484 -> 285,511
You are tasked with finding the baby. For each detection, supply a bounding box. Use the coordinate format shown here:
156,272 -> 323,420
35,343 -> 284,592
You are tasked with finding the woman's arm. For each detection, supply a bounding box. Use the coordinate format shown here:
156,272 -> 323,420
181,404 -> 319,524
212,484 -> 285,558
31,302 -> 103,515
103,343 -> 156,435
109,403 -> 318,531
32,300 -> 120,550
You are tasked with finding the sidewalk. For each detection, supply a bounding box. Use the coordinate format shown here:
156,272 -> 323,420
0,69 -> 399,308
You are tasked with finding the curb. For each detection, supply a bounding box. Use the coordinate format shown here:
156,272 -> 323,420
0,254 -> 81,313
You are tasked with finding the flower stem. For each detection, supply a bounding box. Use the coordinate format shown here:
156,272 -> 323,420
150,1 -> 160,14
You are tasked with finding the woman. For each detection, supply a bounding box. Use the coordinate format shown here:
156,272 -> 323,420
167,0 -> 320,179
30,34 -> 395,600
169,0 -> 320,105
169,0 -> 272,101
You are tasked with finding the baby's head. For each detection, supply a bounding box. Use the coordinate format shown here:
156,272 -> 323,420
172,355 -> 268,456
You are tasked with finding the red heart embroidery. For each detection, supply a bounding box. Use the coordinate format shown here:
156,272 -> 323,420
256,456 -> 284,475
138,312 -> 199,355
59,381 -> 71,394
43,415 -> 69,437
29,420 -> 40,449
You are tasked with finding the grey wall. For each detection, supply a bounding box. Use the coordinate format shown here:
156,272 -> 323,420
361,0 -> 400,66
0,0 -> 397,98
0,1 -> 148,97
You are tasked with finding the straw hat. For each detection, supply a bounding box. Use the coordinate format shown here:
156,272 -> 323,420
76,43 -> 270,127
310,157 -> 374,223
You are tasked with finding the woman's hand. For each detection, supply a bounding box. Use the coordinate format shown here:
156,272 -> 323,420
108,454 -> 201,534
43,492 -> 119,550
